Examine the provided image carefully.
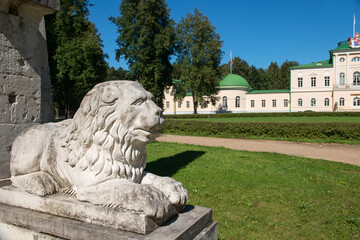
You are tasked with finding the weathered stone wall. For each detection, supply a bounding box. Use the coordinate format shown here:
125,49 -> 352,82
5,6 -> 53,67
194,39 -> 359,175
0,0 -> 59,178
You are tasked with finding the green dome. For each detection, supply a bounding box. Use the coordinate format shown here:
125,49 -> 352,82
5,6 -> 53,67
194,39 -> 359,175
219,74 -> 251,90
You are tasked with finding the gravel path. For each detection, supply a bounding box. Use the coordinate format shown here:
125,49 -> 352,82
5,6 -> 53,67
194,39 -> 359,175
157,134 -> 360,167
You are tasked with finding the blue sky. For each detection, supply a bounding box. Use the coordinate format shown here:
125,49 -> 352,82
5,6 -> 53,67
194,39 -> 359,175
88,0 -> 360,70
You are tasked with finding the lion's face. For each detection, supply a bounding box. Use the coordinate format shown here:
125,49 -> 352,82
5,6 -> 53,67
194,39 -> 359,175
64,81 -> 164,183
116,82 -> 164,145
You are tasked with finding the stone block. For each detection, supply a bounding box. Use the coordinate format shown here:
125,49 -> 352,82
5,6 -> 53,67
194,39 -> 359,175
0,199 -> 216,239
0,123 -> 38,178
0,186 -> 159,235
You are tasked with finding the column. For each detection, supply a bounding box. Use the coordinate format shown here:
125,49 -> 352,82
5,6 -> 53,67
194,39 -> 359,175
346,53 -> 350,86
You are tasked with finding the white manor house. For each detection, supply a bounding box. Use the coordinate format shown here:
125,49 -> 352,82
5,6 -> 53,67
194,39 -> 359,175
163,36 -> 360,114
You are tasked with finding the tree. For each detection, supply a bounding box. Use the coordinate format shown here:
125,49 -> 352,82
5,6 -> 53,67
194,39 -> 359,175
267,62 -> 280,90
232,57 -> 252,81
45,0 -> 107,117
250,65 -> 268,90
279,60 -> 299,89
175,8 -> 223,114
110,0 -> 176,108
106,66 -> 132,81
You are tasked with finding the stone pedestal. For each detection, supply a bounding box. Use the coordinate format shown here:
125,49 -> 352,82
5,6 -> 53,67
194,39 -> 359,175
0,0 -> 59,179
0,186 -> 217,239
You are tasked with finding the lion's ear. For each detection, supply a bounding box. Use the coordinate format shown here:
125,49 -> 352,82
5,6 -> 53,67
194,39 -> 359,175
101,85 -> 119,103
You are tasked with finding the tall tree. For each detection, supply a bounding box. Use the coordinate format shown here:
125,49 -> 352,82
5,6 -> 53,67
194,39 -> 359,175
232,57 -> 252,81
106,66 -> 132,81
267,61 -> 280,90
250,65 -> 268,90
176,8 -> 223,114
110,0 -> 176,108
45,0 -> 107,117
279,60 -> 299,89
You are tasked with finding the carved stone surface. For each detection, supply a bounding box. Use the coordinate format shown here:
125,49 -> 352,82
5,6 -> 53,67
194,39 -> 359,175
0,0 -> 59,178
0,202 -> 217,240
10,81 -> 189,226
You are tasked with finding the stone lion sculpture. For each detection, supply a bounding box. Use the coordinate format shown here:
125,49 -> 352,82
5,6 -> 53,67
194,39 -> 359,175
10,80 -> 188,223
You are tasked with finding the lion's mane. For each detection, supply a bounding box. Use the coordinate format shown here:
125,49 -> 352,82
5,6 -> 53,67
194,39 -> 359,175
60,82 -> 146,183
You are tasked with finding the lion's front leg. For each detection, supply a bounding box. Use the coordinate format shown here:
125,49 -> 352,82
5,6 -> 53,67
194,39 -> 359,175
76,179 -> 176,222
141,172 -> 188,212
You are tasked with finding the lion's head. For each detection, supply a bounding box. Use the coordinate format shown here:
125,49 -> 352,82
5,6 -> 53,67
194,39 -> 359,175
61,81 -> 164,183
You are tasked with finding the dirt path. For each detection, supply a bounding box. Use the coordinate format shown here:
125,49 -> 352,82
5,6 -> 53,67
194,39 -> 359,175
157,134 -> 360,167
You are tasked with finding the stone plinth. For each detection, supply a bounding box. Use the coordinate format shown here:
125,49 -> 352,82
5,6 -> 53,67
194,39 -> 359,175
0,0 -> 59,178
0,186 -> 217,239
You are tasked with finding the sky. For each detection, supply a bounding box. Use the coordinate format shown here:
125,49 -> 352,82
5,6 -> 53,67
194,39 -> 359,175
88,0 -> 360,71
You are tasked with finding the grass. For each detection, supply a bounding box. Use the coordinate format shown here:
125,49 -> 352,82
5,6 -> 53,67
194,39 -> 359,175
146,142 -> 360,240
185,116 -> 360,123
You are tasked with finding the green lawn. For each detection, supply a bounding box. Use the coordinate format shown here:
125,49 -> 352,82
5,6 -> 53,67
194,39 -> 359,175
146,142 -> 360,240
180,116 -> 360,123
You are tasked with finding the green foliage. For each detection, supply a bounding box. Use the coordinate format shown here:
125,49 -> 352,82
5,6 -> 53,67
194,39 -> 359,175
162,119 -> 360,144
165,111 -> 360,119
110,0 -> 176,108
267,61 -> 280,90
106,66 -> 133,81
250,65 -> 268,90
175,8 -> 223,113
279,60 -> 299,89
45,0 -> 107,117
147,142 -> 360,239
220,59 -> 298,91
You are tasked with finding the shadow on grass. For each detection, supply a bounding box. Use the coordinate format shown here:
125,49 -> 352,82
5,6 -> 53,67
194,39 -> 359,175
146,151 -> 205,177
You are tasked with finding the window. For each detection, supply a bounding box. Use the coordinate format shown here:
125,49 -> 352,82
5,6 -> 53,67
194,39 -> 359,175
324,98 -> 329,106
340,73 -> 345,86
186,101 -> 190,108
311,77 -> 316,87
351,57 -> 360,62
165,88 -> 170,94
222,96 -> 228,108
340,57 -> 345,62
178,101 -> 182,108
353,72 -> 360,85
166,101 -> 170,108
272,99 -> 276,107
235,96 -> 240,108
339,97 -> 345,106
311,98 -> 316,107
298,78 -> 303,87
251,100 -> 255,108
353,97 -> 360,106
284,99 -> 289,107
298,98 -> 303,106
262,100 -> 266,108
325,77 -> 330,86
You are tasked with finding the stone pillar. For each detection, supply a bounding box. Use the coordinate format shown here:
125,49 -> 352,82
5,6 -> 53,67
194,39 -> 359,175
0,0 -> 59,179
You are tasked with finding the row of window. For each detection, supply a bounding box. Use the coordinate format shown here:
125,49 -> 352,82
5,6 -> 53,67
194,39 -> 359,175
166,101 -> 191,109
249,99 -> 289,108
297,97 -> 360,107
298,72 -> 360,87
338,72 -> 360,86
339,57 -> 360,62
222,96 -> 240,108
298,76 -> 330,87
166,97 -> 360,109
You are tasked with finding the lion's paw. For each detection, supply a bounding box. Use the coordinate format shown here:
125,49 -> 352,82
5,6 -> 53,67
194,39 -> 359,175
135,185 -> 175,221
11,171 -> 60,196
160,177 -> 188,207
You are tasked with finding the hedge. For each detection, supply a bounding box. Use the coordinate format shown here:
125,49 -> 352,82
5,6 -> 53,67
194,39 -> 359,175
165,111 -> 360,119
162,119 -> 360,144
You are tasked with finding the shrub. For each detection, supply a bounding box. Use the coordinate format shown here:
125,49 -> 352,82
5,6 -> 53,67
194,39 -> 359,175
162,119 -> 360,143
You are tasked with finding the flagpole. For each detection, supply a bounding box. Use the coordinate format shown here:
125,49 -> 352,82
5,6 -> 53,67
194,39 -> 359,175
230,51 -> 233,74
354,12 -> 356,37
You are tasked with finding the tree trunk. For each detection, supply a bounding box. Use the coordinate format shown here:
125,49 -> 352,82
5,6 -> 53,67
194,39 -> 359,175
192,92 -> 197,114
